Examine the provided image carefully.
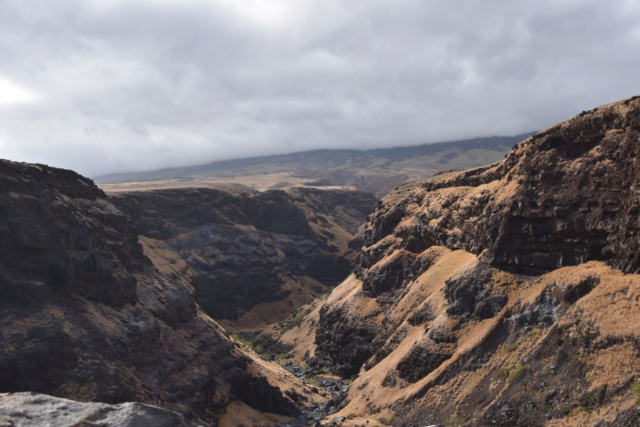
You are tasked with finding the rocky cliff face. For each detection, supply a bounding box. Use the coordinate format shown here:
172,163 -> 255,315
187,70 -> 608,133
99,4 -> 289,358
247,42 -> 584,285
361,95 -> 640,275
0,162 -> 144,306
271,96 -> 640,426
110,186 -> 376,330
0,160 -> 320,426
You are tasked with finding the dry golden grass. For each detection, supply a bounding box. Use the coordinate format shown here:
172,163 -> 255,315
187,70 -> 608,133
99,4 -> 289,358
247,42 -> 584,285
284,251 -> 640,425
138,236 -> 191,279
99,175 -> 356,193
218,401 -> 292,427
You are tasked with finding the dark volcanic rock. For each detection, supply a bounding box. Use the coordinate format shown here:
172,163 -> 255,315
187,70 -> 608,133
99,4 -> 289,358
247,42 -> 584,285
361,95 -> 640,274
0,160 -> 301,426
444,261 -> 507,319
110,186 -> 376,323
313,305 -> 377,378
0,160 -> 145,306
396,344 -> 454,383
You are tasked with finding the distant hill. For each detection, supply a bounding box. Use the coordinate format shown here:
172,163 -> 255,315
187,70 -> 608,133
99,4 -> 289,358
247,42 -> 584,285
95,133 -> 535,197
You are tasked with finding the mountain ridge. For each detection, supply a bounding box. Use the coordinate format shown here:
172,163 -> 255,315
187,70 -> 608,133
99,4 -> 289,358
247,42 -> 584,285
95,133 -> 535,198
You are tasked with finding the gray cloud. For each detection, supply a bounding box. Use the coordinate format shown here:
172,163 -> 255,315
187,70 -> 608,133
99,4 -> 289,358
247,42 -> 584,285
1,0 -> 639,177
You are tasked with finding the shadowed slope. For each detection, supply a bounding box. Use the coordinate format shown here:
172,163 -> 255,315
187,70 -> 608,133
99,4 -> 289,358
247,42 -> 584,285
0,159 -> 320,426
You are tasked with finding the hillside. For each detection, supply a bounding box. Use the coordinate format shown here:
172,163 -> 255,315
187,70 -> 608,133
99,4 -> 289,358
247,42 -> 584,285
95,134 -> 533,198
260,95 -> 640,426
0,159 -> 324,426
109,186 -> 377,331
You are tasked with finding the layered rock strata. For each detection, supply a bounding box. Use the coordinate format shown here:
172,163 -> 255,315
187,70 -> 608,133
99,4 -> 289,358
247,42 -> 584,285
110,186 -> 376,329
361,95 -> 640,274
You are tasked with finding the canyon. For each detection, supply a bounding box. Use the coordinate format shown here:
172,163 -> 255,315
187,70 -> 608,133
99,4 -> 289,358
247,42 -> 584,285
108,186 -> 377,331
1,96 -> 640,426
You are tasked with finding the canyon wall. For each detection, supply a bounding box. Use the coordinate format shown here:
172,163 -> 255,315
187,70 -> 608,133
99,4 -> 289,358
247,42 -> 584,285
0,159 -> 317,426
272,96 -> 640,426
110,186 -> 376,330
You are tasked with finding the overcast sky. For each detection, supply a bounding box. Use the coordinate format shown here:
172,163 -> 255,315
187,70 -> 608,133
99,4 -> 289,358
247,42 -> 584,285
1,0 -> 639,177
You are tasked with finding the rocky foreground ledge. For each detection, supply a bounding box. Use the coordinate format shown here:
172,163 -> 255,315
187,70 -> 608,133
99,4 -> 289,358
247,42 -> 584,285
0,392 -> 199,427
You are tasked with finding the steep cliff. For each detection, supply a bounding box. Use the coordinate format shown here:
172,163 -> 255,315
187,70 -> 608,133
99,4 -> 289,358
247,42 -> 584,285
271,96 -> 640,426
360,95 -> 640,275
0,159 -> 321,426
109,186 -> 376,330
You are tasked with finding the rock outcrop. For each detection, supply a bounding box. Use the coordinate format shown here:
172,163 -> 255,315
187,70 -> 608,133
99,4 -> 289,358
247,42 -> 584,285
109,186 -> 376,330
0,159 -> 319,426
0,392 -> 199,427
272,96 -> 640,426
0,162 -> 144,307
361,95 -> 640,274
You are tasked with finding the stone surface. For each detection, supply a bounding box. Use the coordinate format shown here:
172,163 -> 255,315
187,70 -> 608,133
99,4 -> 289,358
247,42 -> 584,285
0,392 -> 199,427
0,160 -> 144,307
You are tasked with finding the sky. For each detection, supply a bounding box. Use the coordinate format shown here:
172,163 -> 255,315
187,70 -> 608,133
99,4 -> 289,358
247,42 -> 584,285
1,0 -> 639,178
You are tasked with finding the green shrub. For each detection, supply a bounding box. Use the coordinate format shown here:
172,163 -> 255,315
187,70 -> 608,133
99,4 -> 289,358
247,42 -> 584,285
510,363 -> 527,381
506,342 -> 520,352
230,333 -> 252,346
560,406 -> 573,417
632,382 -> 640,403
528,328 -> 543,339
281,314 -> 305,331
498,366 -> 511,381
444,413 -> 465,426
229,334 -> 265,353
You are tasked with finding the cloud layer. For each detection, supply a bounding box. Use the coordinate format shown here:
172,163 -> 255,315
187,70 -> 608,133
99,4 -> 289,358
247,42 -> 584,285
1,0 -> 639,177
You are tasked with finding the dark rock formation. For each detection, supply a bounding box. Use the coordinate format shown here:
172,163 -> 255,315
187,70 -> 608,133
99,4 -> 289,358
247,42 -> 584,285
396,344 -> 454,383
110,186 -> 376,324
444,262 -> 507,319
313,305 -> 377,378
361,95 -> 640,274
0,161 -> 145,306
0,160 -> 301,426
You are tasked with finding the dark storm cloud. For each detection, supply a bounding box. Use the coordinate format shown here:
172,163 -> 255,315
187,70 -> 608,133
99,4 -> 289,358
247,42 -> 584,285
1,0 -> 639,176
